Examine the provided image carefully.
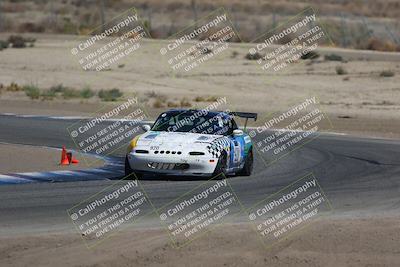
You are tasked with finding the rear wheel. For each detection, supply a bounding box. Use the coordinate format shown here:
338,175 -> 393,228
237,149 -> 253,176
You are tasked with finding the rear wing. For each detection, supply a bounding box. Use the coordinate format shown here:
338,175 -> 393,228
229,112 -> 257,130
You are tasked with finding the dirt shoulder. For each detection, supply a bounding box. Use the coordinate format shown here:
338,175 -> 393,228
0,217 -> 399,267
0,143 -> 104,174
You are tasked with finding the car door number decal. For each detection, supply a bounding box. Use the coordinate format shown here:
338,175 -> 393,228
234,144 -> 241,163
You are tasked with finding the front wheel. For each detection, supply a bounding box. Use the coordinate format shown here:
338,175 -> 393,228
237,149 -> 253,176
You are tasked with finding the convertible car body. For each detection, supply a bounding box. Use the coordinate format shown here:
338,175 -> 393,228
125,109 -> 257,178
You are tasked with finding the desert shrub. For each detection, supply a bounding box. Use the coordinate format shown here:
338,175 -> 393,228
143,20 -> 151,33
24,85 -> 40,99
153,99 -> 165,108
6,82 -> 23,92
8,35 -> 26,48
365,38 -> 400,52
245,52 -> 262,60
98,88 -> 123,101
205,96 -> 219,102
145,91 -> 167,102
167,101 -> 179,108
195,95 -> 219,102
18,22 -> 44,33
301,51 -> 320,60
376,100 -> 395,106
231,51 -> 239,58
325,54 -> 343,61
40,89 -> 56,100
62,88 -> 81,99
198,46 -> 212,55
80,86 -> 95,98
194,96 -> 206,102
335,66 -> 348,75
380,70 -> 395,77
145,91 -> 163,98
180,98 -> 192,107
49,84 -> 68,93
8,35 -> 36,48
60,18 -> 78,34
0,40 -> 9,50
24,37 -> 36,43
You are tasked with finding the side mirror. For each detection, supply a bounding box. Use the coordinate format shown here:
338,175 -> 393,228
141,124 -> 151,132
233,129 -> 243,136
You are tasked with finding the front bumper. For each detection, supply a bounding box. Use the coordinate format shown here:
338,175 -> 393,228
127,152 -> 217,176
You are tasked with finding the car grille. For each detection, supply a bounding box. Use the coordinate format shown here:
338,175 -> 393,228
148,162 -> 189,170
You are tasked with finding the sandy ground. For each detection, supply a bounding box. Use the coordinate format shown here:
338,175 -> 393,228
0,216 -> 399,267
0,143 -> 104,173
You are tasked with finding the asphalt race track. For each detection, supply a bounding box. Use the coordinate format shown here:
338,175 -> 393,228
0,114 -> 400,234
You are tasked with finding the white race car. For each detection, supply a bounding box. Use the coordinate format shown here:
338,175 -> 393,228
125,109 -> 257,178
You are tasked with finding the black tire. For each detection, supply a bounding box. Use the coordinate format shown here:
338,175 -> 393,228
212,152 -> 228,178
124,156 -> 142,179
237,149 -> 253,176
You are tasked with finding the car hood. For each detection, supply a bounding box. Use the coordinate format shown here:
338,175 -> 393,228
137,131 -> 223,149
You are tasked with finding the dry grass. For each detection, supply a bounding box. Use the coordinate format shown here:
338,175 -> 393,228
3,82 -> 24,92
167,101 -> 179,108
336,66 -> 348,75
365,38 -> 400,52
380,70 -> 395,77
180,97 -> 192,107
153,99 -> 165,108
194,95 -> 219,102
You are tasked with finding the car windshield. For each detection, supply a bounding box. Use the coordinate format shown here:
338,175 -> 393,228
151,111 -> 236,135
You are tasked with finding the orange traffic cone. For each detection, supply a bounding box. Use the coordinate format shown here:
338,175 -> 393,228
67,152 -> 72,163
67,151 -> 79,164
60,146 -> 70,165
71,156 -> 79,164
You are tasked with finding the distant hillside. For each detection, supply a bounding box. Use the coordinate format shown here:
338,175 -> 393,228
0,0 -> 399,51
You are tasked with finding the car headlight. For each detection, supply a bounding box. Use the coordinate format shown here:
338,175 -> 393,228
127,135 -> 141,153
